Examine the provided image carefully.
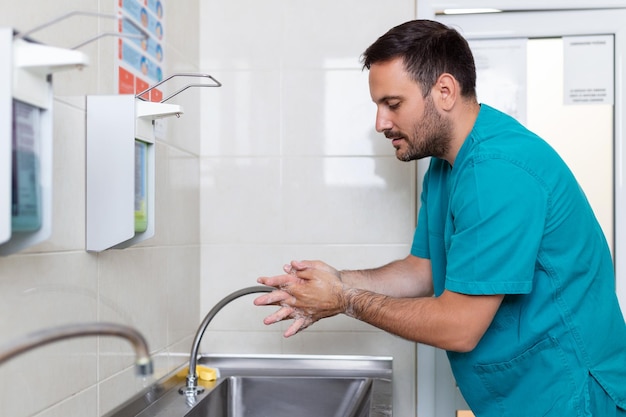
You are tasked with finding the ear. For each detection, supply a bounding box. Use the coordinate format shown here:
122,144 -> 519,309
432,73 -> 458,111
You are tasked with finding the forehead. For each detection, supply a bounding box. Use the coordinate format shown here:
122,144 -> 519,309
368,57 -> 423,102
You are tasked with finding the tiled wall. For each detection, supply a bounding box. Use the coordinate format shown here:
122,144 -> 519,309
1,0 -> 422,416
0,1 -> 202,416
198,1 -> 419,416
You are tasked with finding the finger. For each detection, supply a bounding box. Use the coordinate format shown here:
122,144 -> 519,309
290,260 -> 338,281
287,260 -> 311,273
263,305 -> 296,325
257,273 -> 300,288
253,290 -> 291,306
292,259 -> 332,271
284,316 -> 307,338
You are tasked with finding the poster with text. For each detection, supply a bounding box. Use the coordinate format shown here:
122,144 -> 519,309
116,0 -> 165,102
563,35 -> 614,105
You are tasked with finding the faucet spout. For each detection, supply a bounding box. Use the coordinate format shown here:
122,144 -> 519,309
0,322 -> 154,376
179,285 -> 272,396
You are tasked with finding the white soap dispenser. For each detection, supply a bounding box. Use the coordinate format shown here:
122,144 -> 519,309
0,27 -> 88,255
85,73 -> 221,252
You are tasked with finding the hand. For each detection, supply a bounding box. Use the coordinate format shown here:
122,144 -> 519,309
252,262 -> 311,336
254,260 -> 347,337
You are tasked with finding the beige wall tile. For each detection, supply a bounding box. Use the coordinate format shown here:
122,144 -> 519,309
0,1 -> 202,415
0,1 -> 421,416
199,1 -> 418,416
33,387 -> 98,417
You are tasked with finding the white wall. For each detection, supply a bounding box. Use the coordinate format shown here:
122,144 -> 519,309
198,1 -> 419,416
0,1 -> 424,416
0,1 -> 202,416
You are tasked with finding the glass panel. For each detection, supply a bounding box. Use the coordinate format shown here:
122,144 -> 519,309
526,37 -> 614,254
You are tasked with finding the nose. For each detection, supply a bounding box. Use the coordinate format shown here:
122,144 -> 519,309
375,108 -> 393,133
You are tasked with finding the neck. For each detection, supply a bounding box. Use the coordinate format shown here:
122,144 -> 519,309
443,100 -> 480,166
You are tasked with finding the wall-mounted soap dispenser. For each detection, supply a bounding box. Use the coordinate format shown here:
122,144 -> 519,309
86,73 -> 221,252
0,27 -> 88,256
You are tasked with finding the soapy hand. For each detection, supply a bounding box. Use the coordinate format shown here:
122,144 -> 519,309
253,263 -> 311,337
254,260 -> 348,337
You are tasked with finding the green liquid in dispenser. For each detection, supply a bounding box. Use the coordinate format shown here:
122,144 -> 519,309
134,140 -> 148,233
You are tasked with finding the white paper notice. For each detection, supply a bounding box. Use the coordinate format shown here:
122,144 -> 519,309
469,38 -> 528,124
563,35 -> 614,105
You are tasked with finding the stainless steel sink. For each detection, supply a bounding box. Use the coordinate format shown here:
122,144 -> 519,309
104,354 -> 392,417
186,376 -> 373,417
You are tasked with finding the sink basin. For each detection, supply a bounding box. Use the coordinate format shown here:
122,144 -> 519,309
104,354 -> 392,417
185,376 -> 372,417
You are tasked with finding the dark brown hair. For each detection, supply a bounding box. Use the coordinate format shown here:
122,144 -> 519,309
362,19 -> 477,99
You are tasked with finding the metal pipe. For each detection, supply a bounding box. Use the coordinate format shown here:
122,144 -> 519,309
0,322 -> 153,376
179,286 -> 272,396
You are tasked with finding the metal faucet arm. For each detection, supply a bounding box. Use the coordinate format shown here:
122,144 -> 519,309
0,322 -> 153,376
181,285 -> 272,396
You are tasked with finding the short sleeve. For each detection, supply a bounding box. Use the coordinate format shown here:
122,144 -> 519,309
445,157 -> 548,295
411,184 -> 430,259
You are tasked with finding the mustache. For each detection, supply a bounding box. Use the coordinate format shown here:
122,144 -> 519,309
384,130 -> 407,139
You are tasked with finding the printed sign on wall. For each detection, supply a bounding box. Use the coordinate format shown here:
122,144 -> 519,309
116,0 -> 165,102
563,35 -> 614,105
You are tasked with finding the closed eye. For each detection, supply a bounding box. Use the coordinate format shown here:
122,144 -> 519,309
374,95 -> 402,112
385,97 -> 402,110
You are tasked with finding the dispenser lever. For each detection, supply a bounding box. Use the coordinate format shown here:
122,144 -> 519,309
135,73 -> 222,103
13,11 -> 148,50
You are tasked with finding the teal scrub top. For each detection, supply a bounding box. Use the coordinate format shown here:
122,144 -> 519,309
411,104 -> 626,416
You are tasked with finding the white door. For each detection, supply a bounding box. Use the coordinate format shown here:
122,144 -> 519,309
415,5 -> 626,417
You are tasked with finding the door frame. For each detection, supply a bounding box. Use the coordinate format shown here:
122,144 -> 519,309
415,5 -> 626,416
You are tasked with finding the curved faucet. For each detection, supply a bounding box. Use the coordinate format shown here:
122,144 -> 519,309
0,322 -> 153,376
179,285 -> 272,396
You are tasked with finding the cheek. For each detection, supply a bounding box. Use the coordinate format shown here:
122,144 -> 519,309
396,111 -> 417,134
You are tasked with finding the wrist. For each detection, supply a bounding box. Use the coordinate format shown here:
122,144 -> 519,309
342,287 -> 360,318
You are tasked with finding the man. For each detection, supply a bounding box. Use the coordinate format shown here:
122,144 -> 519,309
254,19 -> 626,416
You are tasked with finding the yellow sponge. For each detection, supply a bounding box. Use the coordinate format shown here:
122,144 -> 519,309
176,365 -> 218,381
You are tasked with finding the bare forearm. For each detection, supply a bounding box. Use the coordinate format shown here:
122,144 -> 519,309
340,255 -> 433,298
344,288 -> 503,352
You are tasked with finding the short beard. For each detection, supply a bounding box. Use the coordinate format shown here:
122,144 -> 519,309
399,97 -> 452,162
